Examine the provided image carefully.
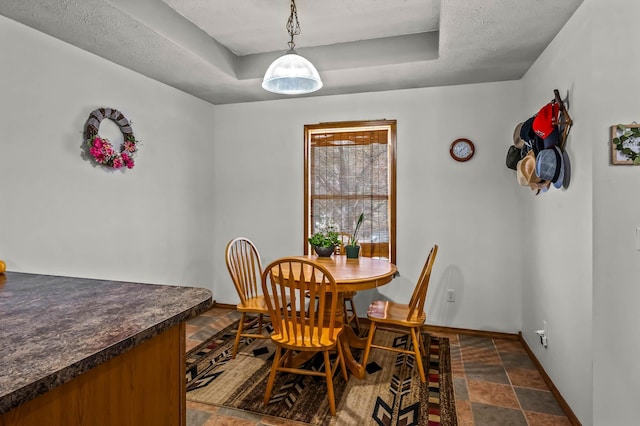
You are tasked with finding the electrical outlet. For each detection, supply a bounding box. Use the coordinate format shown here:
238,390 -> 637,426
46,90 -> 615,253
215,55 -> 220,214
447,289 -> 455,302
536,321 -> 548,348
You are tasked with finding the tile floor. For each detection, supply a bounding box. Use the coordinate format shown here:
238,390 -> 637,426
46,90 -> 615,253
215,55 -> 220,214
185,307 -> 573,426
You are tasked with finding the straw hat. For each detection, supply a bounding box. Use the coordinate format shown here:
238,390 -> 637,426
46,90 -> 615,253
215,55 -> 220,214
516,151 -> 551,191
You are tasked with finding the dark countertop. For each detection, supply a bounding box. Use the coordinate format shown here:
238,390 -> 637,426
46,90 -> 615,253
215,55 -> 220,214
0,271 -> 213,414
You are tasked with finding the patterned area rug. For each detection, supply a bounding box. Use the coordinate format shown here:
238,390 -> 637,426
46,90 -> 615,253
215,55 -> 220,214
186,319 -> 457,425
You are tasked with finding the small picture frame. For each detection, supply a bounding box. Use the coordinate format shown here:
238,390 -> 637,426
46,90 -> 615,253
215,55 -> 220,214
611,123 -> 640,165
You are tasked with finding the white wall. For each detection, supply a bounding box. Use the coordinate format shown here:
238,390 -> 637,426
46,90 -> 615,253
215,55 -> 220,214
522,0 -> 640,423
0,15 -> 217,288
212,82 -> 525,333
590,0 -> 640,424
520,2 -> 593,424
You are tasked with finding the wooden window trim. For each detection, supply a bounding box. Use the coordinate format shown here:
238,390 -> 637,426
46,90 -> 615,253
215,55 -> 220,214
304,120 -> 396,264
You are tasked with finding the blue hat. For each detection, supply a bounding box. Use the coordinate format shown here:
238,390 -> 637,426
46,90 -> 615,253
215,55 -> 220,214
562,149 -> 571,189
535,146 -> 564,189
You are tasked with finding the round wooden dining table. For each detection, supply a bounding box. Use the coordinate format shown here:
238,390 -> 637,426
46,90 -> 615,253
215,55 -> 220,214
289,254 -> 398,379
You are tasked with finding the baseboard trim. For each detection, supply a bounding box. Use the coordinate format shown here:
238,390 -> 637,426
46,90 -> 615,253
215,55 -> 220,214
517,332 -> 581,425
421,324 -> 520,341
352,317 -> 522,341
213,302 -> 236,309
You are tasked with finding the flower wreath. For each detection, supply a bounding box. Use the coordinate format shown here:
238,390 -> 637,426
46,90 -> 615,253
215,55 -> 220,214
85,108 -> 139,169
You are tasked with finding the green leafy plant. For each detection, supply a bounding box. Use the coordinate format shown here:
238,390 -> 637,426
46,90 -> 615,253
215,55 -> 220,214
308,230 -> 341,248
347,213 -> 365,247
613,124 -> 640,164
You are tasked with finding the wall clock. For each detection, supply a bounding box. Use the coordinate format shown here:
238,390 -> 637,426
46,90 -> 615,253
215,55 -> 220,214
449,138 -> 475,162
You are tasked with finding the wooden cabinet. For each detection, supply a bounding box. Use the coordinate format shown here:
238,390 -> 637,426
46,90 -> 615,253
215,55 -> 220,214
0,323 -> 186,426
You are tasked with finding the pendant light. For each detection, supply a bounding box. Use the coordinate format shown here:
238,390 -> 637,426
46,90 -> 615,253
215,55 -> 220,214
262,0 -> 323,95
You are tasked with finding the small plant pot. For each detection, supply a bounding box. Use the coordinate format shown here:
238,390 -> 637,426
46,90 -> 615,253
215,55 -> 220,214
314,245 -> 335,257
345,245 -> 360,259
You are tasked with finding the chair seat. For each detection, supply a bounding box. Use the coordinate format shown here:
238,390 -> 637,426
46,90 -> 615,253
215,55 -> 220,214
237,295 -> 270,314
367,300 -> 426,327
239,295 -> 291,313
271,320 -> 343,350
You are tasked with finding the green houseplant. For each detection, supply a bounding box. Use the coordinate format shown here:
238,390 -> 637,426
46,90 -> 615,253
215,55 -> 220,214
345,213 -> 364,259
308,231 -> 341,248
308,228 -> 341,257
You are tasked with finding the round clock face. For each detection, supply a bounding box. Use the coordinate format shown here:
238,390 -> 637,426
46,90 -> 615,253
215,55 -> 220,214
450,138 -> 475,162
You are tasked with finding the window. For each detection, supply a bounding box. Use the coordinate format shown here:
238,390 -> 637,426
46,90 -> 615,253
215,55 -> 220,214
304,120 -> 396,263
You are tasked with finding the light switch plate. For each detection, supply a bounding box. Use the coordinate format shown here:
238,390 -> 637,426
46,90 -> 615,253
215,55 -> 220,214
636,227 -> 640,251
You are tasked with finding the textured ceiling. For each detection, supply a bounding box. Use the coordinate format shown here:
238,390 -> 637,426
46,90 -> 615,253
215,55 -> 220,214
0,0 -> 583,105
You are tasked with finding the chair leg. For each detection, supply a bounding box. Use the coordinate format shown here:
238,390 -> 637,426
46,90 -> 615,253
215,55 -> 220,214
351,308 -> 361,334
336,340 -> 348,381
345,298 -> 360,333
323,350 -> 337,416
410,327 -> 426,383
263,345 -> 282,407
417,328 -> 425,353
257,313 -> 263,334
232,312 -> 246,359
284,348 -> 294,368
362,322 -> 377,367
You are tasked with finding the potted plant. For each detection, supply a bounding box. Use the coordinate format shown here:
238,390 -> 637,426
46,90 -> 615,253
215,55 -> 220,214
308,229 -> 341,257
345,213 -> 364,259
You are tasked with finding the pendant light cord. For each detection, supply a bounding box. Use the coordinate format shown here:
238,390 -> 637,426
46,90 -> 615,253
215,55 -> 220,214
286,0 -> 301,50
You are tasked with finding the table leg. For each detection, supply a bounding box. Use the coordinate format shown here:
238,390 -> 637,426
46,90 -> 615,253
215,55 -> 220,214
336,294 -> 370,380
287,334 -> 367,380
341,324 -> 367,349
339,331 -> 366,380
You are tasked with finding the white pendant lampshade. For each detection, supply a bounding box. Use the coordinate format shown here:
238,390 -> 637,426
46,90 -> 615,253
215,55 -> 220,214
262,50 -> 322,95
262,0 -> 323,95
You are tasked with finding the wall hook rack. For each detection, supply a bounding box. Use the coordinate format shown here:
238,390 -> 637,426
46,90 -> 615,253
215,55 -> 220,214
552,89 -> 573,151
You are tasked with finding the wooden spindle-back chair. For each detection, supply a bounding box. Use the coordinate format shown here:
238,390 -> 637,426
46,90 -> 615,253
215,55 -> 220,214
225,237 -> 270,358
261,257 -> 348,416
361,244 -> 438,383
